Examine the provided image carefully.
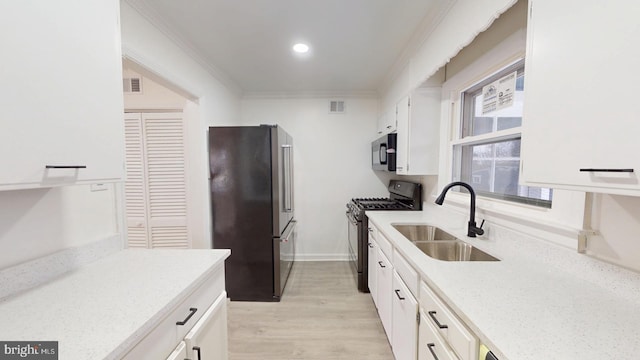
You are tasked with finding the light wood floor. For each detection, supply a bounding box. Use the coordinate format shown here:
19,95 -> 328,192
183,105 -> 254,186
227,261 -> 394,360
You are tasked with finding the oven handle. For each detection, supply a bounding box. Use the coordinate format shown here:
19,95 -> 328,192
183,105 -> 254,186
346,212 -> 358,225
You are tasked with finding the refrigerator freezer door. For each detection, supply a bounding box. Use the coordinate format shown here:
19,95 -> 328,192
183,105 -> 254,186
273,220 -> 296,299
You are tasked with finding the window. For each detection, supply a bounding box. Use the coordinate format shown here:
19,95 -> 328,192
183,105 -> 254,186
451,61 -> 552,207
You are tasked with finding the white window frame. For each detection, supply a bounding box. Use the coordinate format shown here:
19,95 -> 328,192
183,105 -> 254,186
436,32 -> 586,247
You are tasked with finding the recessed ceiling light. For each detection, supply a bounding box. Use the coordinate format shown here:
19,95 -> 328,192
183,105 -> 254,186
293,43 -> 310,53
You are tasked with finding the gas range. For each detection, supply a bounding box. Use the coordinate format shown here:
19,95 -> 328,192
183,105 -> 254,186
346,180 -> 422,293
347,197 -> 413,220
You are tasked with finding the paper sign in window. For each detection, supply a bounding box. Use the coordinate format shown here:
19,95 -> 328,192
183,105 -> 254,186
482,71 -> 517,114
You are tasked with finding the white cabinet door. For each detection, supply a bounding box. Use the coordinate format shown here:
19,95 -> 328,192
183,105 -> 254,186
0,1 -> 125,190
376,248 -> 394,342
185,292 -> 228,360
368,237 -> 378,307
166,342 -> 188,360
377,108 -> 397,136
418,310 -> 458,360
392,271 -> 418,360
396,96 -> 410,174
521,0 -> 640,195
395,89 -> 441,175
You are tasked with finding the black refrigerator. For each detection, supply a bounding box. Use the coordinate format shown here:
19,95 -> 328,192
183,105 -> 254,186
209,125 -> 296,301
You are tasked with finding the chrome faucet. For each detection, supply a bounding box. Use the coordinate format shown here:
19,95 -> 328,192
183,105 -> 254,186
435,181 -> 484,237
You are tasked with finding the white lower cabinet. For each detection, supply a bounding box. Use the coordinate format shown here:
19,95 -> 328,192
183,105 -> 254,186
377,247 -> 394,342
123,265 -> 228,360
368,238 -> 378,307
185,292 -> 228,360
420,281 -> 477,360
418,310 -> 458,360
166,342 -> 188,360
392,271 -> 419,360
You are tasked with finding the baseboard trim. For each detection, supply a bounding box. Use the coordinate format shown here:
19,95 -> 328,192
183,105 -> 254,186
294,254 -> 350,262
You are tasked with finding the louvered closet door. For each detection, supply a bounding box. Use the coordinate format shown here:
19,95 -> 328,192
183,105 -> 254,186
124,113 -> 149,248
142,113 -> 189,248
124,112 -> 189,249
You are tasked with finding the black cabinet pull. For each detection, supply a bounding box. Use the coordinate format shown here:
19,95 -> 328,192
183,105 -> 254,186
579,168 -> 634,173
193,346 -> 201,360
368,243 -> 374,248
45,165 -> 87,169
427,343 -> 439,360
427,310 -> 448,329
394,289 -> 405,300
378,261 -> 386,268
176,307 -> 197,325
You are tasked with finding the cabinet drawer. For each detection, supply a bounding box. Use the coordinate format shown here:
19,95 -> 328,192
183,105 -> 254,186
377,231 -> 393,259
123,264 -> 225,359
418,310 -> 457,360
393,251 -> 418,298
420,281 -> 477,360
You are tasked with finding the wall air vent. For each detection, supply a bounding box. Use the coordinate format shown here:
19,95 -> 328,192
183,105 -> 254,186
123,77 -> 142,93
329,100 -> 345,114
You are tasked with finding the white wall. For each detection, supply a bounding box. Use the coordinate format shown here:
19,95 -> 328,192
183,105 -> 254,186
122,67 -> 187,110
240,97 -> 387,260
120,1 -> 242,248
0,185 -> 118,269
588,195 -> 640,272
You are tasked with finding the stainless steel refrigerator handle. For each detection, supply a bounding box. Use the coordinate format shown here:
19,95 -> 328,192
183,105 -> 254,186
282,144 -> 293,212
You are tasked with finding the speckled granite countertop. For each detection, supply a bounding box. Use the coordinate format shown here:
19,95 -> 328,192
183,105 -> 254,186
0,249 -> 230,360
367,207 -> 640,360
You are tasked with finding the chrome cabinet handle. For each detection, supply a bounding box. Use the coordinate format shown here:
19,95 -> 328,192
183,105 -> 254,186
427,310 -> 448,329
579,168 -> 634,172
378,261 -> 386,268
394,289 -> 405,300
176,307 -> 197,325
427,343 -> 439,360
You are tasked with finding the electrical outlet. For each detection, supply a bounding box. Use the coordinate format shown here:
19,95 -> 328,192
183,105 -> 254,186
90,183 -> 108,192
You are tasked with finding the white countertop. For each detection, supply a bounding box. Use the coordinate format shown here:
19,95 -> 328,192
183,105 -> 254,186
0,249 -> 230,360
367,208 -> 640,360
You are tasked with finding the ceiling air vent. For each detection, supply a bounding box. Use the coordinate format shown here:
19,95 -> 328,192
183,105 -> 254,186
123,77 -> 142,93
329,100 -> 345,114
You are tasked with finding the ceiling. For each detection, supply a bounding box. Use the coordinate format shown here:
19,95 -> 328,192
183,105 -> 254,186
126,0 -> 451,96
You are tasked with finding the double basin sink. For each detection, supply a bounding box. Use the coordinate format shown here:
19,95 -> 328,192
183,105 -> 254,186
392,224 -> 499,262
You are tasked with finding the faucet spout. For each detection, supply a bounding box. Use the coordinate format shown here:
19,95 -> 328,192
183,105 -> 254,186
434,181 -> 484,237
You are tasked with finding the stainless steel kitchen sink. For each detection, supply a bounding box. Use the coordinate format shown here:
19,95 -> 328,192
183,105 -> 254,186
392,224 -> 499,261
392,224 -> 457,241
413,240 -> 499,261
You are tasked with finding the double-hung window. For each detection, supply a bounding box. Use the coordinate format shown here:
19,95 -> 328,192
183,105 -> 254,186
451,60 -> 552,207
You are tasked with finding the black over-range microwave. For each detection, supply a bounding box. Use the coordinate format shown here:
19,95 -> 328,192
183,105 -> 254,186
372,133 -> 397,171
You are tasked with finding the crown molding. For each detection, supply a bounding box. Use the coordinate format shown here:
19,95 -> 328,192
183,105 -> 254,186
378,0 -> 456,95
123,0 -> 243,97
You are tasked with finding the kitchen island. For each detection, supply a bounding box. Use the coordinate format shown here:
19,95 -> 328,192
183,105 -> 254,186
367,206 -> 640,360
0,249 -> 230,359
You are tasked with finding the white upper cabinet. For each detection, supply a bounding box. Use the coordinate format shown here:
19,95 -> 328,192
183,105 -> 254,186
377,108 -> 397,136
521,0 -> 640,195
0,1 -> 125,190
395,88 -> 441,175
